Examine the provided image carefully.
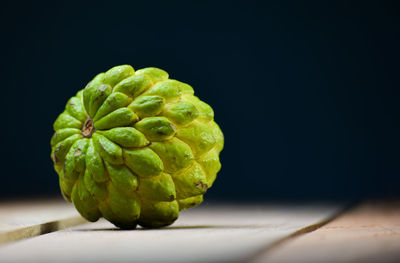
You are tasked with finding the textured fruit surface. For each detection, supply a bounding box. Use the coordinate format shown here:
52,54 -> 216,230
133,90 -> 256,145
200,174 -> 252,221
50,65 -> 223,229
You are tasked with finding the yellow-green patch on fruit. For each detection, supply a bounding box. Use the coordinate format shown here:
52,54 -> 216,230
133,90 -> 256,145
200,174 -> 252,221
93,92 -> 132,122
144,80 -> 182,100
103,65 -> 135,87
138,200 -> 179,228
114,74 -> 153,98
128,95 -> 165,118
134,117 -> 176,141
92,133 -> 123,165
137,173 -> 176,202
123,148 -> 163,177
163,101 -> 199,126
101,127 -> 149,148
135,67 -> 169,83
176,121 -> 216,156
172,162 -> 208,199
178,195 -> 203,211
149,138 -> 194,173
53,113 -> 82,130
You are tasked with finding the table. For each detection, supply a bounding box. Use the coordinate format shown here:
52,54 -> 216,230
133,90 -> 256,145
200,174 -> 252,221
0,199 -> 398,263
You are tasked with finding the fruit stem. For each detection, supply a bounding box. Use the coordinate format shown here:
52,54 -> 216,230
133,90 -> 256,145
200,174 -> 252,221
82,118 -> 95,138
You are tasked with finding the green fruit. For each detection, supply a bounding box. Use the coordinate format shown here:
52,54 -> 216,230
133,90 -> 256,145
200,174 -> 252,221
50,65 -> 224,229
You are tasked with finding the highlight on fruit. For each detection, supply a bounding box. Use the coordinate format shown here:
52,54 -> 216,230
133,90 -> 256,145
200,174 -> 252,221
50,65 -> 224,229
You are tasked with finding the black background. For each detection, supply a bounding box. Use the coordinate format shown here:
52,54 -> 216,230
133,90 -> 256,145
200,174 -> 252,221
1,1 -> 399,201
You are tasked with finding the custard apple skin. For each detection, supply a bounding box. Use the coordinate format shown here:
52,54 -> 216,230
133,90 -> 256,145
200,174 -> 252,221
50,65 -> 223,229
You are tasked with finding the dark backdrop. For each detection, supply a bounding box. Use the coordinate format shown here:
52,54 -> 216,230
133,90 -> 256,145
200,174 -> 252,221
1,0 -> 399,201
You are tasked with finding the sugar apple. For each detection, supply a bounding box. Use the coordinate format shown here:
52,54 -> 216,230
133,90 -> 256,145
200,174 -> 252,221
50,65 -> 223,229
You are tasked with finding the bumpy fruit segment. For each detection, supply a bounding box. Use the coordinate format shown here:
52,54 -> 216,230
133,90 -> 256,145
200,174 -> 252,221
51,65 -> 223,229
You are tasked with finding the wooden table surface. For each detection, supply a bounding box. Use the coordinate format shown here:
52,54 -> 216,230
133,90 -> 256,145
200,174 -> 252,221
0,199 -> 398,263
